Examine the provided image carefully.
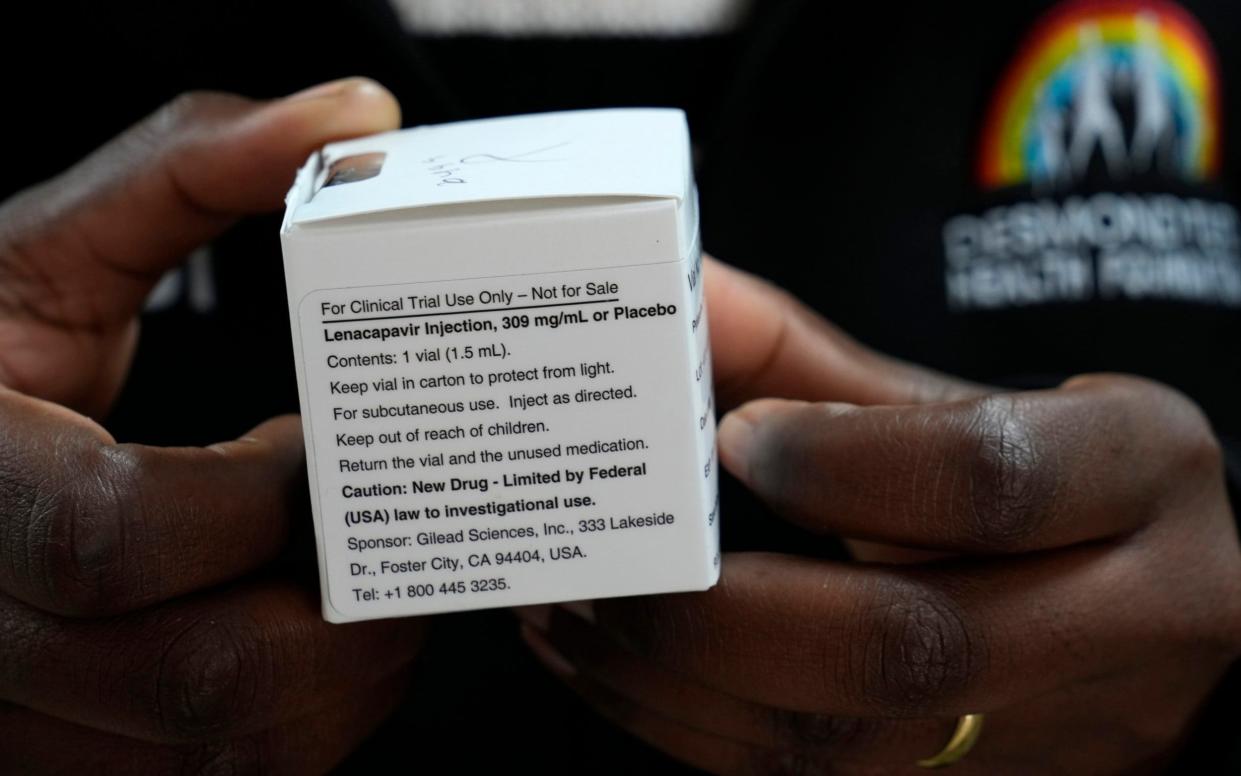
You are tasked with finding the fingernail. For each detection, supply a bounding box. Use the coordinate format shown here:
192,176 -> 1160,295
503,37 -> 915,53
718,399 -> 828,479
716,410 -> 757,476
284,76 -> 381,102
512,604 -> 551,630
519,623 -> 577,677
559,600 -> 595,624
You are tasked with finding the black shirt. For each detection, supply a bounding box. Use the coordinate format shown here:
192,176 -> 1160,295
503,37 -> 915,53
6,0 -> 1240,771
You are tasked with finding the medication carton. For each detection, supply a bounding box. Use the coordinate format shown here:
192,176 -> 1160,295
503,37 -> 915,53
280,109 -> 718,622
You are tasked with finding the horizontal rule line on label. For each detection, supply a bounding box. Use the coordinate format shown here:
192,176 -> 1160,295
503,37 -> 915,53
321,298 -> 621,325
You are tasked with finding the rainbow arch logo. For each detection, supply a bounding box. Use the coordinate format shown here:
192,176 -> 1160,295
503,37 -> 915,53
978,0 -> 1221,189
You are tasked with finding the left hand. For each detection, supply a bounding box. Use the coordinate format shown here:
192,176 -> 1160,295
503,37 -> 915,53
516,257 -> 1241,774
0,80 -> 426,774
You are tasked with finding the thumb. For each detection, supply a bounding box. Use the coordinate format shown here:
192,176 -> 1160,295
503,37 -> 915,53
0,77 -> 400,320
705,256 -> 985,408
0,77 -> 399,411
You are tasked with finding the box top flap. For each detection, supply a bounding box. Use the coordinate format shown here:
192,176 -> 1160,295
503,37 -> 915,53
285,108 -> 691,226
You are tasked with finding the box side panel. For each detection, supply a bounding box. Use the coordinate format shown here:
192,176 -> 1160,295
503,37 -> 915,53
682,227 -> 722,586
281,230 -> 346,623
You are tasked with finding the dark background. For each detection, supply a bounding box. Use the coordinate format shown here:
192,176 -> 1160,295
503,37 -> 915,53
3,1 -> 1240,770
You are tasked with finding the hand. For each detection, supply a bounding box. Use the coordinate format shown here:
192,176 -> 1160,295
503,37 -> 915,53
0,79 -> 427,773
0,77 -> 396,417
516,257 -> 1241,774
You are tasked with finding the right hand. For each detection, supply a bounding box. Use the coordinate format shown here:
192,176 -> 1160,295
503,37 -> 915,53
0,80 -> 427,773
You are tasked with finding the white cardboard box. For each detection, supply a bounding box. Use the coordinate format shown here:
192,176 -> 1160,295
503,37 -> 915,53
280,108 -> 719,622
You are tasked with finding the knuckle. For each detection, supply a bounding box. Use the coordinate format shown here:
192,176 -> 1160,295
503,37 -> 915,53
33,444 -> 138,615
742,749 -> 824,776
154,617 -> 266,742
959,395 -> 1049,549
154,90 -> 249,135
179,739 -> 268,776
1160,393 -> 1223,484
0,447 -> 54,580
610,595 -> 715,669
770,708 -> 873,753
1093,374 -> 1223,486
851,581 -> 983,716
138,90 -> 254,170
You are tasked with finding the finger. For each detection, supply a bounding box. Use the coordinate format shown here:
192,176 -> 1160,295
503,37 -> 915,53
1,76 -> 398,298
517,607 -> 954,768
0,667 -> 411,775
0,388 -> 310,615
0,578 -> 425,744
591,548 -> 1218,718
716,374 -> 1220,553
519,652 -> 783,776
704,257 -> 984,408
0,78 -> 399,407
518,630 -> 915,776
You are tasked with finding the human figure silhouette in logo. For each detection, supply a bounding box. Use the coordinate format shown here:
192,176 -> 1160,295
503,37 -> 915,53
1068,24 -> 1128,179
1034,105 -> 1070,190
1130,13 -> 1180,175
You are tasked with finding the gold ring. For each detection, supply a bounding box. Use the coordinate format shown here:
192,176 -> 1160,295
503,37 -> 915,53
916,713 -> 985,768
